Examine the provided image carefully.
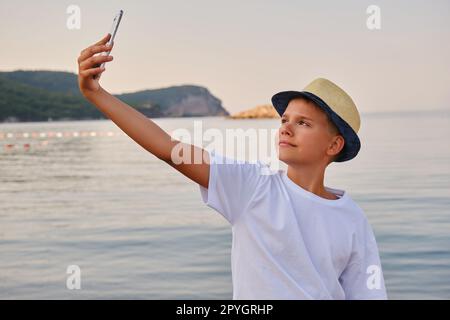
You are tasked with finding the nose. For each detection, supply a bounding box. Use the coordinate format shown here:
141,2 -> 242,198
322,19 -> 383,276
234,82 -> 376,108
280,122 -> 293,137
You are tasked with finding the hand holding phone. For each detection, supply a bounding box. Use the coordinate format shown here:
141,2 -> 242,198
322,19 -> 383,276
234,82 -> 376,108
93,10 -> 123,80
77,10 -> 124,95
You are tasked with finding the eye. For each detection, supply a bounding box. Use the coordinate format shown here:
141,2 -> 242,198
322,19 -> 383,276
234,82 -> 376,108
281,119 -> 287,123
297,120 -> 309,126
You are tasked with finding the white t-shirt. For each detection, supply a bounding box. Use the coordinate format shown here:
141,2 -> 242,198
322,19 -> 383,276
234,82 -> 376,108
199,149 -> 388,300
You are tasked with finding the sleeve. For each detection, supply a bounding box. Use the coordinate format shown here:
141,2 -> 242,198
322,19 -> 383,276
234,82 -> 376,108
199,149 -> 264,225
339,216 -> 388,300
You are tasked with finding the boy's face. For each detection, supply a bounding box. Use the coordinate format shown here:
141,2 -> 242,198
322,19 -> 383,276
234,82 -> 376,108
278,97 -> 342,166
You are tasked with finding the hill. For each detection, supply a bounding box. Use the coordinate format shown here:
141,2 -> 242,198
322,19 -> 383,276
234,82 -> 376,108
0,70 -> 229,122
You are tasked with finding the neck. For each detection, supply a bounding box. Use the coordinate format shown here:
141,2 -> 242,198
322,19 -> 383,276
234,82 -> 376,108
286,163 -> 337,200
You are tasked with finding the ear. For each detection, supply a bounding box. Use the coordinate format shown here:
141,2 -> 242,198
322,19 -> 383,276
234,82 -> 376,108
327,135 -> 345,157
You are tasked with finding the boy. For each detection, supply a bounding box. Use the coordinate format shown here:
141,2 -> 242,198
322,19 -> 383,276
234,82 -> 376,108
77,33 -> 387,300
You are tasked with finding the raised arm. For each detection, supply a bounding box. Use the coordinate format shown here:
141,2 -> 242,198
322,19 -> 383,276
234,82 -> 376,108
77,33 -> 210,188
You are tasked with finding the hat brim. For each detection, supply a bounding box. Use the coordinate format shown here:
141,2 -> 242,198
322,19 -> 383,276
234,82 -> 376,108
271,91 -> 361,162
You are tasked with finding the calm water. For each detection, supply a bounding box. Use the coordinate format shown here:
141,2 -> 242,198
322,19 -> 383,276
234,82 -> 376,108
0,110 -> 449,299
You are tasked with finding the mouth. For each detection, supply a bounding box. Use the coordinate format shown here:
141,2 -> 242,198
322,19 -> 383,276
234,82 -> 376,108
279,141 -> 297,147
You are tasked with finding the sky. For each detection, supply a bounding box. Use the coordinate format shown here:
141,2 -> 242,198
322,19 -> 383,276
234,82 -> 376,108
0,0 -> 449,114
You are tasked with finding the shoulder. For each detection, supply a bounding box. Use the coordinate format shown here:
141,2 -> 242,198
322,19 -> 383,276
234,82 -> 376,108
206,149 -> 275,185
334,192 -> 373,229
341,196 -> 379,245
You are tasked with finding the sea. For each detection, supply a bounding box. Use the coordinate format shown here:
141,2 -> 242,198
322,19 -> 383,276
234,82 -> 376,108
0,109 -> 449,299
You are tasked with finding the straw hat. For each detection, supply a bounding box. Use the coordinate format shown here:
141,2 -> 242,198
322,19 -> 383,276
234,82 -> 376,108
271,78 -> 361,162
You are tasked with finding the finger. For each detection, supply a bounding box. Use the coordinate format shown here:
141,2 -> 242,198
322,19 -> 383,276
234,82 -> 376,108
78,33 -> 112,63
79,55 -> 113,70
95,33 -> 111,46
78,44 -> 113,64
80,66 -> 105,78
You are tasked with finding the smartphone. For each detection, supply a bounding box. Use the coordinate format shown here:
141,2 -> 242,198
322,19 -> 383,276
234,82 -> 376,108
94,10 -> 123,79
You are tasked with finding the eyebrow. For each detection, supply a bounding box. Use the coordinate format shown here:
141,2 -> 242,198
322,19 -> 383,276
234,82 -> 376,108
281,113 -> 314,122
